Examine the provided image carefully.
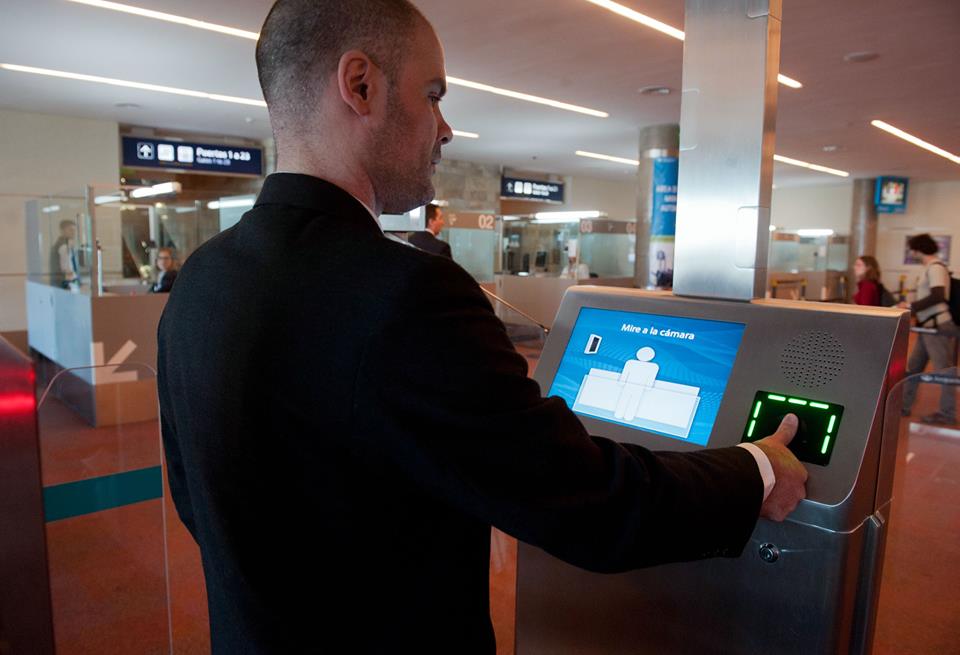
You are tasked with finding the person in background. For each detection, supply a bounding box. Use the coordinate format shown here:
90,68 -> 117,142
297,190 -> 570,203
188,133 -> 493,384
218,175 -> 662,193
901,233 -> 958,424
407,203 -> 451,258
852,255 -> 883,306
150,247 -> 178,293
50,219 -> 79,290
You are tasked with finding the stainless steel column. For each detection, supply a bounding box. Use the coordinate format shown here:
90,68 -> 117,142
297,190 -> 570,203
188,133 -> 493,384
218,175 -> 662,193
634,124 -> 680,289
673,0 -> 781,301
849,178 -> 879,297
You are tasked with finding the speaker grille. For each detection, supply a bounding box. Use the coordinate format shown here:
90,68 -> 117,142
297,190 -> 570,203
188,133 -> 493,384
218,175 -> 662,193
780,331 -> 845,388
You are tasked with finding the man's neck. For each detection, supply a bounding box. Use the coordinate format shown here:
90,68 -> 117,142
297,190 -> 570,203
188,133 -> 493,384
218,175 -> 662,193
923,255 -> 939,265
275,148 -> 380,216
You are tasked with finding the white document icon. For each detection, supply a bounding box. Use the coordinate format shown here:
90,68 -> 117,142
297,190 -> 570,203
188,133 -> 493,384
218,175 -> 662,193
584,334 -> 602,354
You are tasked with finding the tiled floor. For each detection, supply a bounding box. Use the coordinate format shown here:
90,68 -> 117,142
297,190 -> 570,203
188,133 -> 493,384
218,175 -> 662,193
34,345 -> 960,654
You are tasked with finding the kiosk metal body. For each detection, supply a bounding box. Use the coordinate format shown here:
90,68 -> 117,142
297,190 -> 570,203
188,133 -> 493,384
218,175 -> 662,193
515,288 -> 908,654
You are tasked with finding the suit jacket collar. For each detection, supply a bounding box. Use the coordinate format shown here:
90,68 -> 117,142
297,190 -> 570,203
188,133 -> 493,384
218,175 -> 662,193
255,173 -> 382,235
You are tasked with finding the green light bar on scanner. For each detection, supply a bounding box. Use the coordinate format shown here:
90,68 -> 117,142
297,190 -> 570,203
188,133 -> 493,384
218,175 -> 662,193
821,435 -> 831,455
753,401 -> 762,419
768,394 -> 786,401
810,402 -> 830,410
747,420 -> 757,438
788,398 -> 808,406
828,415 -> 836,434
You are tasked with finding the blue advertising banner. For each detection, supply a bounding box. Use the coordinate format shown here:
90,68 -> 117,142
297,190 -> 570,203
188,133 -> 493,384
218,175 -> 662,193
651,157 -> 678,236
121,136 -> 263,176
648,157 -> 678,288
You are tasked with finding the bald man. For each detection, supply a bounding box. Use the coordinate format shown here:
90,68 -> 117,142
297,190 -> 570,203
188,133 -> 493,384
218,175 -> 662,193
157,1 -> 807,653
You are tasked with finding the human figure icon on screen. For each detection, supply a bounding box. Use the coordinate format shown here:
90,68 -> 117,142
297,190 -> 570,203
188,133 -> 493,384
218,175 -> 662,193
614,347 -> 660,421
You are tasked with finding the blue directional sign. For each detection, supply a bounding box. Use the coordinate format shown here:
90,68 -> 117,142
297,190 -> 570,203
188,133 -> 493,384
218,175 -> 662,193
121,136 -> 263,176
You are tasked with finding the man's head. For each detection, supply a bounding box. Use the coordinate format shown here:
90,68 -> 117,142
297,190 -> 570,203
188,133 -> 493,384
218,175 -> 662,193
59,220 -> 76,240
256,0 -> 453,214
424,203 -> 444,235
156,247 -> 176,273
907,233 -> 939,259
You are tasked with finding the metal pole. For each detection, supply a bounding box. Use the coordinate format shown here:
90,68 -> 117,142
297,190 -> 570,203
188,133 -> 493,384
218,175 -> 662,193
673,0 -> 782,300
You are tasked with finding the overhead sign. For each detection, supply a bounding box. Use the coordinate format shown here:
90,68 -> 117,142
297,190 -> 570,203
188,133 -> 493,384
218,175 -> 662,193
121,136 -> 263,176
501,176 -> 564,203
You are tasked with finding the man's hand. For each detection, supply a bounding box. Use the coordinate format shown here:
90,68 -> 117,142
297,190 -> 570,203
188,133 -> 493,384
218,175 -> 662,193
752,414 -> 808,521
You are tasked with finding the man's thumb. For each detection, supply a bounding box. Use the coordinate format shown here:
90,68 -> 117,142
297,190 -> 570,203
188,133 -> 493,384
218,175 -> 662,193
768,413 -> 799,445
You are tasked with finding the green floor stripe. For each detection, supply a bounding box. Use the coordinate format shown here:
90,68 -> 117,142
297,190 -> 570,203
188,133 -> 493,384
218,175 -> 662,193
43,466 -> 162,522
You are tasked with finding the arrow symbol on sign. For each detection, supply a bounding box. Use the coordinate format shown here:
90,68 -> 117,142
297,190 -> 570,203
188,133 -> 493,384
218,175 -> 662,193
90,340 -> 139,384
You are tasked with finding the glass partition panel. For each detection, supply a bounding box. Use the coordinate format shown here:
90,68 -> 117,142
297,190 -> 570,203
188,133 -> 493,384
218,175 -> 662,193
445,227 -> 499,283
501,219 -> 579,276
580,232 -> 635,278
26,194 -> 92,292
36,363 -> 175,655
875,369 -> 960,653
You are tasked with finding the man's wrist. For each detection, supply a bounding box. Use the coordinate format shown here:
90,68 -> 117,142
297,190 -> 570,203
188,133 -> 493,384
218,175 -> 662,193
737,442 -> 776,502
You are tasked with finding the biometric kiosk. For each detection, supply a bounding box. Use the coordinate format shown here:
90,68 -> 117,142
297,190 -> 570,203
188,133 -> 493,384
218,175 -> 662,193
514,1 -> 909,653
515,289 -> 908,654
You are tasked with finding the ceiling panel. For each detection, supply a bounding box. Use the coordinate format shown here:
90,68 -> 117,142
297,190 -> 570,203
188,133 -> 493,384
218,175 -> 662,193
0,0 -> 957,186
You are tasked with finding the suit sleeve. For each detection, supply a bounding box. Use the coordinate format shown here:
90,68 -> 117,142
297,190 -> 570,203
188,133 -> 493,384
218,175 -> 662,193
157,326 -> 198,539
355,257 -> 763,573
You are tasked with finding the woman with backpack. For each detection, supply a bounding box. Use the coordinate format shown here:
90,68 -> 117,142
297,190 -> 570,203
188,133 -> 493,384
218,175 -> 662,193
853,255 -> 886,306
900,233 -> 960,425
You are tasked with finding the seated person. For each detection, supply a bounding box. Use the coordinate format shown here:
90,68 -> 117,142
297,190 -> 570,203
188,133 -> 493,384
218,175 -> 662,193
150,247 -> 178,293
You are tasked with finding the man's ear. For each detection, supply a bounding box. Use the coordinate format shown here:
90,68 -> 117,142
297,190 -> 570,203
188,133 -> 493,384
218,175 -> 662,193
336,49 -> 382,117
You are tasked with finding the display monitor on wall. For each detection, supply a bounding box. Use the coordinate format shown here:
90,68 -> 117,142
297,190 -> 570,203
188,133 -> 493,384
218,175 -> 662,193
547,308 -> 746,446
875,176 -> 908,214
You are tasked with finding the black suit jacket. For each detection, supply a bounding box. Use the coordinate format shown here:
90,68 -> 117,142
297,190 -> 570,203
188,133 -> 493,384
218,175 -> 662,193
150,269 -> 177,293
158,173 -> 762,654
408,229 -> 452,258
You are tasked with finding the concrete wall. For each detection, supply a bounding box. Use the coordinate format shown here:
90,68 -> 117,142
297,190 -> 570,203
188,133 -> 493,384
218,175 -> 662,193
770,182 -> 854,234
875,180 -> 960,292
0,108 -> 120,332
434,158 -> 638,220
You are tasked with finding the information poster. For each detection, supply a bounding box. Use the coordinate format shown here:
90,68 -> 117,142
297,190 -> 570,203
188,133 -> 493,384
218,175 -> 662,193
649,157 -> 678,288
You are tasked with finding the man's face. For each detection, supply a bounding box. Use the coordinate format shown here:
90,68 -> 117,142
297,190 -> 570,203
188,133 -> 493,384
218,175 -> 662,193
368,21 -> 453,215
430,208 -> 445,234
156,252 -> 173,272
62,224 -> 76,240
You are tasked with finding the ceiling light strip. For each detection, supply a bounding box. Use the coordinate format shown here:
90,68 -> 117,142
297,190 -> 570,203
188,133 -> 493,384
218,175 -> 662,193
772,154 -> 849,177
452,129 -> 480,139
575,150 -> 640,166
576,149 -> 848,178
582,0 -> 685,40
0,63 -> 266,107
66,0 -> 259,40
871,120 -> 960,166
446,77 -> 608,118
583,0 -> 802,89
65,1 -> 611,117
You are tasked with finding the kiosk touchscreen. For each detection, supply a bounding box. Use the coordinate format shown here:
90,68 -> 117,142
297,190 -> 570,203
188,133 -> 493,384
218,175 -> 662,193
516,286 -> 909,655
548,308 -> 744,446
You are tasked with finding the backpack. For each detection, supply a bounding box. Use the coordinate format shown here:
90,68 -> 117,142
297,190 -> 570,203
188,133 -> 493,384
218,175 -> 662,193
876,282 -> 897,307
931,262 -> 960,324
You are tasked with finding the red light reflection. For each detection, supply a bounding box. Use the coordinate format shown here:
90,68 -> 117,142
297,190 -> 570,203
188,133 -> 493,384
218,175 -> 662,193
0,392 -> 36,415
